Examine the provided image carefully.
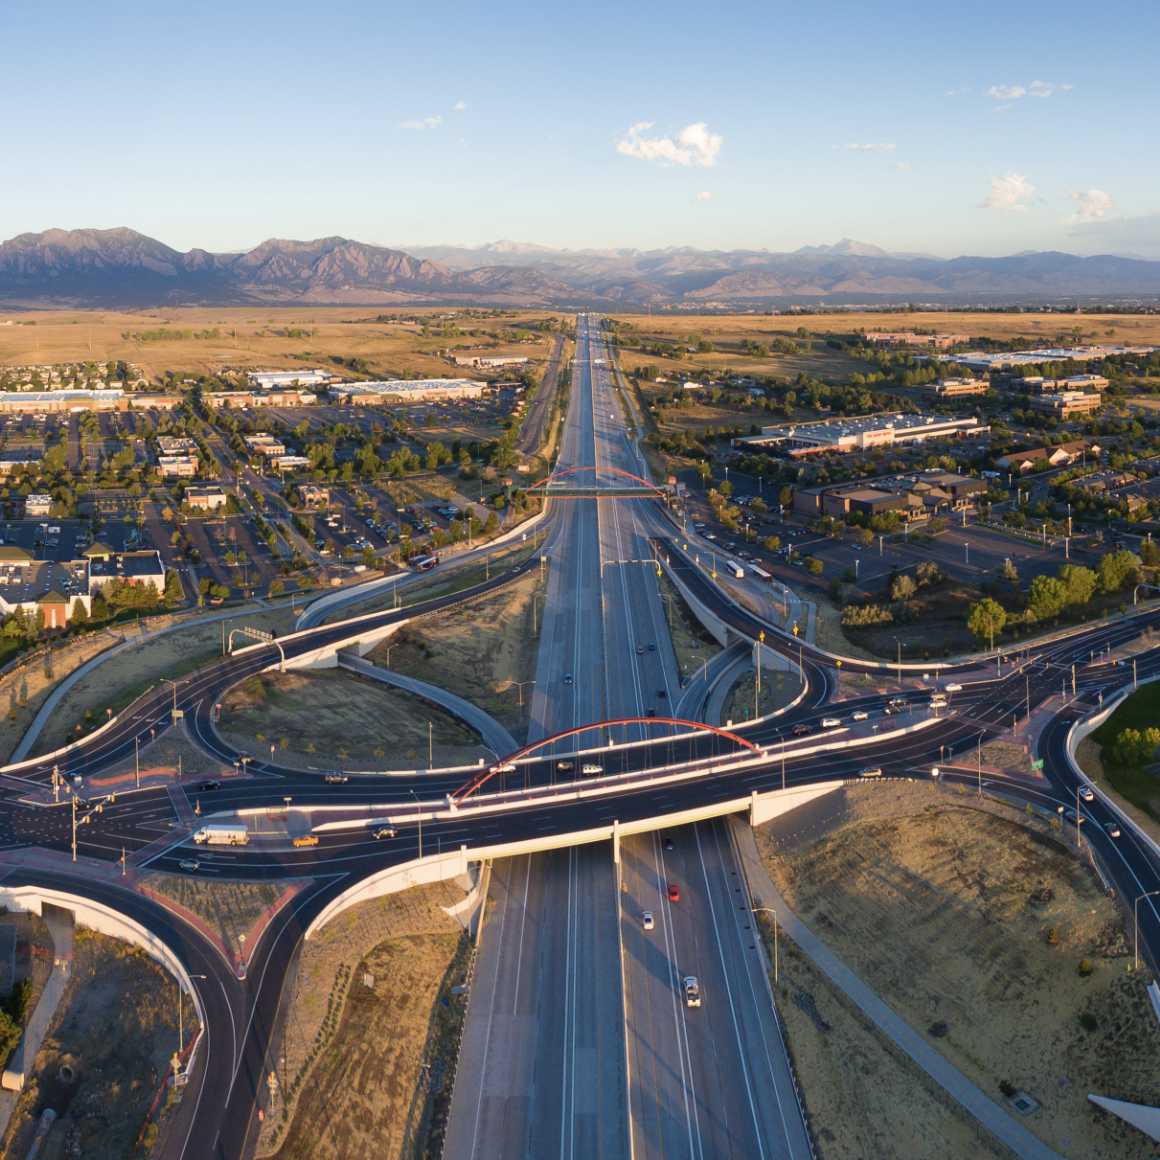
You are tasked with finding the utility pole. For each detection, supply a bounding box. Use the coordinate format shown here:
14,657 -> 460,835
427,721 -> 433,768
977,734 -> 982,798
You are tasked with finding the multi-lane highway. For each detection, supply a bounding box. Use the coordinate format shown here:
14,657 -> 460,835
1,313 -> 1159,1159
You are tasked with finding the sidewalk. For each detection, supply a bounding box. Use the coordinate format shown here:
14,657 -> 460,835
729,817 -> 1063,1160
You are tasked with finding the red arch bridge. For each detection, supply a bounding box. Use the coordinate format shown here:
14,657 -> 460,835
451,715 -> 757,803
527,465 -> 668,500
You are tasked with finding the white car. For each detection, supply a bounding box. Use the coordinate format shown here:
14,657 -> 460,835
859,766 -> 883,778
944,682 -> 963,693
683,976 -> 702,1008
821,717 -> 841,728
581,763 -> 604,775
642,911 -> 655,931
851,710 -> 869,721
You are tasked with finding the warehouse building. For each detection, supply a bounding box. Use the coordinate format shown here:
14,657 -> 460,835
329,379 -> 485,404
736,412 -> 987,456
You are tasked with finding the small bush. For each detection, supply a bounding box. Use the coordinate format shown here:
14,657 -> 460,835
1077,958 -> 1094,977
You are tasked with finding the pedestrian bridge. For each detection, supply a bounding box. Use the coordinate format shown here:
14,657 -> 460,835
530,465 -> 667,500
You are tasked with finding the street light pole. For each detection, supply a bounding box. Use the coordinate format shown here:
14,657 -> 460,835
1134,890 -> 1160,971
410,789 -> 423,860
753,907 -> 778,986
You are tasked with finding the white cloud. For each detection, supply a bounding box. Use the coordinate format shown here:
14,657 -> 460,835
399,115 -> 443,131
981,172 -> 1036,211
839,142 -> 896,153
695,191 -> 713,202
452,99 -> 468,112
1071,188 -> 1114,221
988,80 -> 1072,101
616,121 -> 722,168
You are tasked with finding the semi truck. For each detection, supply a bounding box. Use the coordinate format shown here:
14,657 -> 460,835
193,823 -> 249,846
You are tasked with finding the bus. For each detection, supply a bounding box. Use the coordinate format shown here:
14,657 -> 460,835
727,561 -> 745,579
750,563 -> 772,582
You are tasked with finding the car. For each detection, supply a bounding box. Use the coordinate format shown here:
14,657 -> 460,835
642,911 -> 655,931
322,773 -> 349,784
683,976 -> 702,1008
851,710 -> 869,721
821,717 -> 841,728
581,763 -> 603,775
859,766 -> 883,778
667,883 -> 681,903
791,723 -> 812,737
657,689 -> 667,699
648,642 -> 657,652
1079,786 -> 1095,802
198,780 -> 221,791
563,673 -> 573,685
372,826 -> 397,840
646,708 -> 656,718
1105,821 -> 1122,838
556,760 -> 575,772
178,859 -> 200,872
292,835 -> 319,848
635,645 -> 646,655
944,683 -> 963,693
663,837 -> 674,851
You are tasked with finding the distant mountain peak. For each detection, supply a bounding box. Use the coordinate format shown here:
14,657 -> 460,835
793,238 -> 890,258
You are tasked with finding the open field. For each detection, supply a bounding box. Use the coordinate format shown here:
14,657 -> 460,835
757,782 -> 1160,1159
769,937 -> 1007,1160
612,310 -> 1160,346
31,604 -> 298,756
257,880 -> 468,1159
369,568 -> 542,738
218,668 -> 486,770
0,930 -> 188,1160
0,307 -> 563,380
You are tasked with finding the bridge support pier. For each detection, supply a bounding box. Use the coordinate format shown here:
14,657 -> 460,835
612,818 -> 621,866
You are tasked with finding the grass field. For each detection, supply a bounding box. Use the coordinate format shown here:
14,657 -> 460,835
1089,683 -> 1160,825
256,880 -> 468,1159
721,669 -> 800,725
218,668 -> 486,770
758,782 -> 1160,1159
0,307 -> 561,380
369,567 -> 542,739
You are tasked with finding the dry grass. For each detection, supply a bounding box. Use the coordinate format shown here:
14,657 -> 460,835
368,568 -> 542,739
31,604 -> 297,756
142,874 -> 294,962
0,307 -> 561,380
218,668 -> 486,771
0,930 -> 187,1160
721,669 -> 800,725
757,782 -> 1160,1159
656,572 -> 720,679
612,311 -> 1160,346
257,880 -> 468,1159
771,938 -> 1008,1160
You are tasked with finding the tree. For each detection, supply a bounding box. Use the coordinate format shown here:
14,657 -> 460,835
1110,727 -> 1160,767
1000,557 -> 1020,585
1098,549 -> 1141,594
915,560 -> 944,587
1028,574 -> 1068,621
762,535 -> 781,552
890,573 -> 917,603
1058,564 -> 1097,608
163,570 -> 184,608
69,598 -> 88,628
805,557 -> 823,575
967,597 -> 1007,648
749,496 -> 768,516
1141,538 -> 1160,567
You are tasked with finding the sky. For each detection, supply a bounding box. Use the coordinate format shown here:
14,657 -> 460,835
4,0 -> 1158,259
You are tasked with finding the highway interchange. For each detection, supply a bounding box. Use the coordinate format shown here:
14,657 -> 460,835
0,314 -> 1158,1158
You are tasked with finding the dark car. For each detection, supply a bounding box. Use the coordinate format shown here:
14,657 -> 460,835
198,780 -> 221,791
658,689 -> 667,699
791,724 -> 812,737
646,708 -> 657,718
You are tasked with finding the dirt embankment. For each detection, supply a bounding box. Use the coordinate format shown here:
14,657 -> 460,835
257,880 -> 469,1159
757,782 -> 1160,1159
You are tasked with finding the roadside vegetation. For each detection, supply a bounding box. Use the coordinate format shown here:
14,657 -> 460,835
1088,683 -> 1160,826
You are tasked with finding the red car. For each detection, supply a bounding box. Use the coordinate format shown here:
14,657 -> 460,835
667,883 -> 681,903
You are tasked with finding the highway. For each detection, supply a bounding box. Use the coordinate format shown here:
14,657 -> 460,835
0,313 -> 1159,1158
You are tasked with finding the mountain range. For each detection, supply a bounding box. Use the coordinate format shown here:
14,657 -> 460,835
3,228 -> 1160,309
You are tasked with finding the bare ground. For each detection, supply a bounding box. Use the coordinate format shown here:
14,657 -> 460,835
756,782 -> 1160,1159
656,572 -> 720,679
0,930 -> 189,1160
218,668 -> 486,771
721,669 -> 800,725
256,880 -> 469,1159
368,568 -> 542,739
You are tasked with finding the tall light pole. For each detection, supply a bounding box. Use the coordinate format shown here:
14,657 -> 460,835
410,789 -> 424,860
753,907 -> 779,985
1134,890 -> 1160,971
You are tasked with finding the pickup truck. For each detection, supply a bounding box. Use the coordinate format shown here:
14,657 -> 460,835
292,835 -> 319,848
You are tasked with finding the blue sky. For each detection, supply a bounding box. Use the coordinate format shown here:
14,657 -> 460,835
5,0 -> 1158,257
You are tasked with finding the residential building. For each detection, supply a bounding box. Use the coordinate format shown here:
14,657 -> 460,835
736,412 -> 987,456
329,379 -> 486,404
184,486 -> 229,512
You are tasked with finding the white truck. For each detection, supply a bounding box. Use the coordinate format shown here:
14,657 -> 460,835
193,823 -> 249,846
727,561 -> 745,579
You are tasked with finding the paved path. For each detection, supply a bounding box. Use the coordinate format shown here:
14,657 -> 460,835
337,655 -> 518,755
730,818 -> 1063,1160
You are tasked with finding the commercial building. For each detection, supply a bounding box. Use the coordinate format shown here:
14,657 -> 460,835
157,454 -> 199,479
866,332 -> 970,350
945,345 -> 1157,371
329,379 -> 486,404
452,354 -> 529,369
271,455 -> 311,473
23,495 -> 52,518
184,486 -> 229,512
921,377 -> 989,398
244,434 -> 287,457
995,439 -> 1098,473
156,435 -> 197,455
206,390 -> 315,408
87,549 -> 167,594
0,389 -> 124,413
247,369 -> 331,389
1028,391 -> 1102,419
794,471 -> 987,522
735,412 -> 987,456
